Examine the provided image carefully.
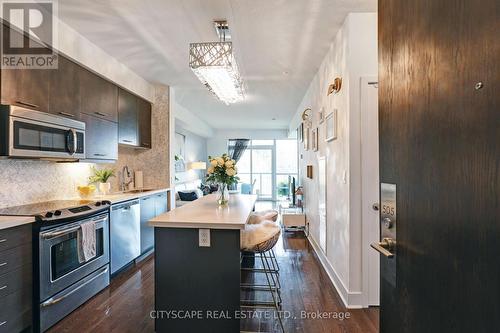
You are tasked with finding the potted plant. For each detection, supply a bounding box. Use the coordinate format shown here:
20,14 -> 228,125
206,154 -> 239,206
89,167 -> 115,195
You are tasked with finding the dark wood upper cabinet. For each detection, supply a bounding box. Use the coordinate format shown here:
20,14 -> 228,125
80,68 -> 118,123
138,98 -> 152,149
118,88 -> 138,146
48,56 -> 80,119
0,24 -> 50,112
80,113 -> 118,161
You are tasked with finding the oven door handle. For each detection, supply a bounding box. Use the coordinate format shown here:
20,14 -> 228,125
41,265 -> 109,308
41,217 -> 107,239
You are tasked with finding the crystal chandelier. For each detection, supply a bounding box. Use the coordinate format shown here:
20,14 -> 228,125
189,21 -> 244,105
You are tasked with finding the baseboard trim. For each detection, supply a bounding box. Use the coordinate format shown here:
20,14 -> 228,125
307,235 -> 364,309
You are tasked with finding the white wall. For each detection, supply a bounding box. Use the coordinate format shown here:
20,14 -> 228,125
290,13 -> 377,307
207,129 -> 289,157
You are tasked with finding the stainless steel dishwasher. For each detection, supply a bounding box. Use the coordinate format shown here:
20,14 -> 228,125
110,199 -> 140,274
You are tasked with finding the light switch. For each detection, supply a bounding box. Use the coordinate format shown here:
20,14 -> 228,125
199,229 -> 210,247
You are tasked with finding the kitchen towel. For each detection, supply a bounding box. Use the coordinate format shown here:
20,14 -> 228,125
77,220 -> 96,263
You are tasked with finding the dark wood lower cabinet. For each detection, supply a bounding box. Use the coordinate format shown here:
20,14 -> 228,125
0,225 -> 32,333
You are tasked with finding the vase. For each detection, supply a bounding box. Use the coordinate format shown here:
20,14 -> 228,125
217,183 -> 229,206
99,182 -> 111,195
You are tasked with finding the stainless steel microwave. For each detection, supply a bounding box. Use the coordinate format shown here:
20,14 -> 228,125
0,105 -> 85,160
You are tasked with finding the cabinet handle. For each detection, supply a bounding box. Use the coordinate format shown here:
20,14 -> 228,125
122,140 -> 133,143
0,239 -> 6,243
58,112 -> 75,118
15,100 -> 39,109
93,153 -> 107,157
0,285 -> 7,290
94,112 -> 108,117
0,262 -> 6,267
0,321 -> 6,326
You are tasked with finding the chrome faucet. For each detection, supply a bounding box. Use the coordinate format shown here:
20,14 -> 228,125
120,165 -> 134,191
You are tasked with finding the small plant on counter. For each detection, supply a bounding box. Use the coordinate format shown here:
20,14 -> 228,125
206,154 -> 239,206
89,167 -> 115,195
89,167 -> 115,184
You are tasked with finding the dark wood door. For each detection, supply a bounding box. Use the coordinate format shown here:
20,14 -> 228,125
80,113 -> 118,161
118,88 -> 138,146
0,24 -> 50,111
48,56 -> 80,119
80,68 -> 118,122
378,1 -> 499,332
137,98 -> 152,149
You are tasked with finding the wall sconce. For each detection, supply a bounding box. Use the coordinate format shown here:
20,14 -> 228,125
306,165 -> 313,179
327,77 -> 342,95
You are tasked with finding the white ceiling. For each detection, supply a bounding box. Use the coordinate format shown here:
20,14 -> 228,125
58,0 -> 376,130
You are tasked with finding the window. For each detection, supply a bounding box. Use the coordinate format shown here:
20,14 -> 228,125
233,139 -> 298,201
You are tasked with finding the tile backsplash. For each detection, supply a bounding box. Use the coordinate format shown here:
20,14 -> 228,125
0,160 -> 96,209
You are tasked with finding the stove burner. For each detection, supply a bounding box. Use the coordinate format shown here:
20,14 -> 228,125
0,199 -> 111,224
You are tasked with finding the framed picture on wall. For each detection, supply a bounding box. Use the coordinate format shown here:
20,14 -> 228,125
312,128 -> 318,151
325,109 -> 338,142
304,127 -> 310,150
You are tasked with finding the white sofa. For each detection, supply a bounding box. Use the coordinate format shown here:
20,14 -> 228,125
174,180 -> 203,208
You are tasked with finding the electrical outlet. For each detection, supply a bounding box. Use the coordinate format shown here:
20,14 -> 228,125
199,229 -> 210,247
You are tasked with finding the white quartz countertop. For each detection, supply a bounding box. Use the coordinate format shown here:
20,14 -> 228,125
91,187 -> 171,204
0,187 -> 171,230
0,215 -> 35,230
149,194 -> 257,230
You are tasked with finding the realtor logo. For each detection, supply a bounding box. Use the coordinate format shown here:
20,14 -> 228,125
1,0 -> 58,69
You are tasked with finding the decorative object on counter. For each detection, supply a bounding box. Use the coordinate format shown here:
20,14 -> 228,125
325,109 -> 338,142
312,128 -> 318,151
306,165 -> 313,179
135,170 -> 144,189
89,167 -> 115,195
206,154 -> 239,206
327,77 -> 342,95
319,107 -> 325,123
77,185 -> 96,198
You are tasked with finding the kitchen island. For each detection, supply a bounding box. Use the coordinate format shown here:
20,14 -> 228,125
149,193 -> 257,332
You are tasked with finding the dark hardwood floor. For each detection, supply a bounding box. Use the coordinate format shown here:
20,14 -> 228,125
49,232 -> 378,333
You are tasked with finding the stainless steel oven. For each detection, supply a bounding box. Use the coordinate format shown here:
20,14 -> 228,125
0,105 -> 85,160
38,213 -> 109,301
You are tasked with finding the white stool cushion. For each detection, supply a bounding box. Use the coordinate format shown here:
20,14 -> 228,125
248,210 -> 279,224
241,220 -> 280,251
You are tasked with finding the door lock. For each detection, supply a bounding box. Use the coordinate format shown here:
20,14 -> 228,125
370,238 -> 396,258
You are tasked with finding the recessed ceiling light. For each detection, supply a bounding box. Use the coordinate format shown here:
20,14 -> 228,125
272,117 -> 276,120
282,71 -> 289,75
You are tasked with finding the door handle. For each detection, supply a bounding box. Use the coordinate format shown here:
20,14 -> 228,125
370,238 -> 396,258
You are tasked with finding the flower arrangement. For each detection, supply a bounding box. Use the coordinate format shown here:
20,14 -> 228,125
206,154 -> 239,205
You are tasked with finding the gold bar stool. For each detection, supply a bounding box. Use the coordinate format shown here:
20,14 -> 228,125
240,225 -> 285,333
